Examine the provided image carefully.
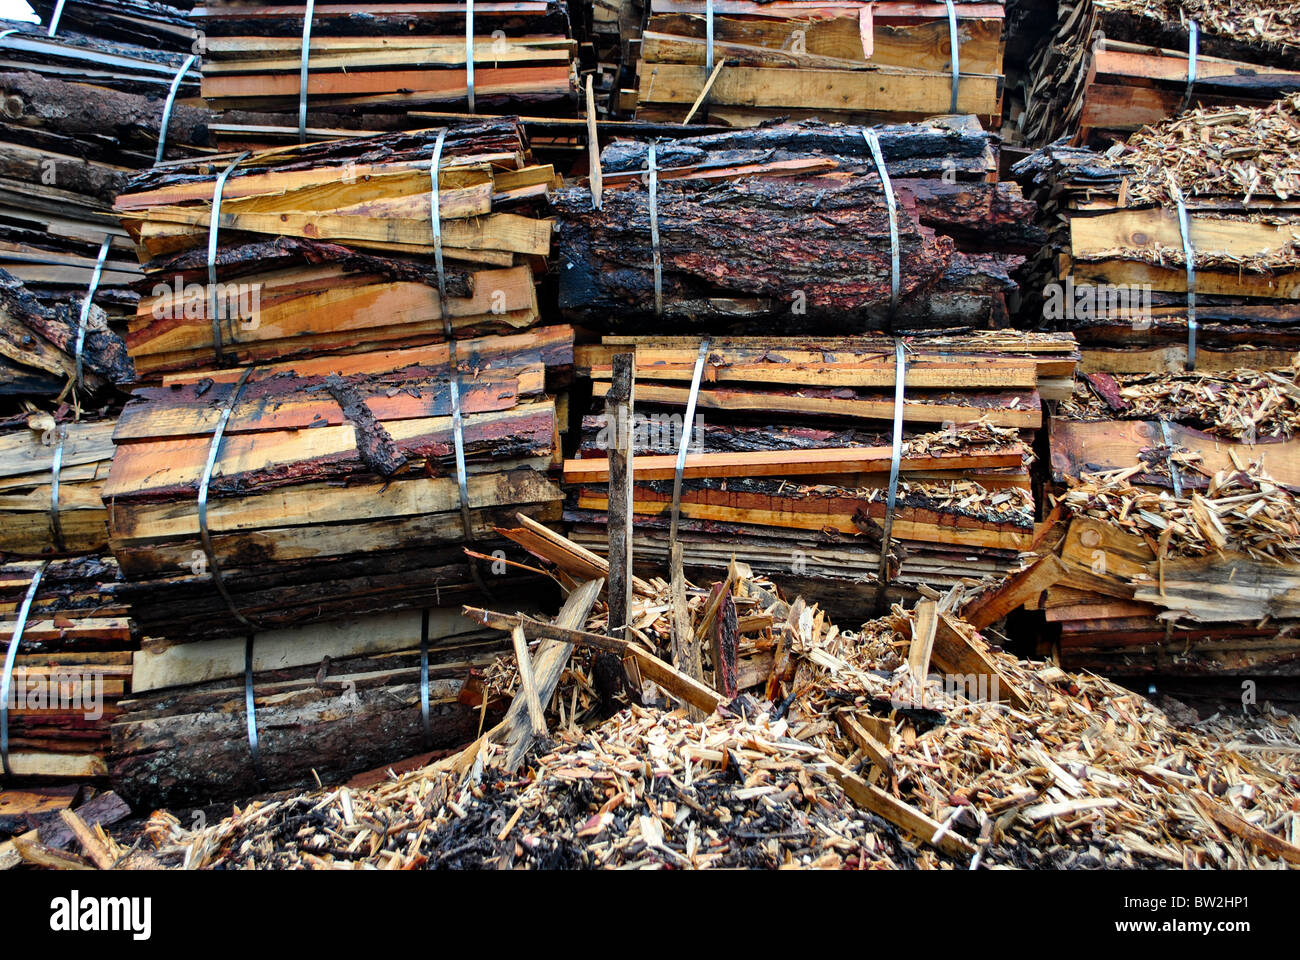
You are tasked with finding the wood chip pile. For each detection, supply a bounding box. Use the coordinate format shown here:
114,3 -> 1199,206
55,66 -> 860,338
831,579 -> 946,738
112,556 -> 1300,870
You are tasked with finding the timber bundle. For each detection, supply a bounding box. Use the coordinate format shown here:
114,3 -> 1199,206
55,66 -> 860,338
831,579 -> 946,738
0,556 -> 132,781
553,118 -> 1042,328
1014,94 -> 1300,373
114,120 -> 555,375
190,0 -> 577,143
1019,0 -> 1300,148
627,0 -> 1005,127
101,330 -> 571,641
564,332 -> 1076,607
113,549 -> 1300,869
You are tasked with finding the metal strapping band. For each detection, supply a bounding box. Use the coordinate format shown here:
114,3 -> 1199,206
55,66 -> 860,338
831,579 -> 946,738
49,428 -> 66,554
298,0 -> 316,143
430,129 -> 475,542
862,129 -> 900,317
73,236 -> 112,389
1160,420 -> 1183,497
156,53 -> 198,166
46,0 -> 66,36
419,609 -> 432,748
705,0 -> 715,78
648,141 -> 663,316
944,0 -> 961,114
0,29 -> 21,45
198,366 -> 260,631
1185,20 -> 1199,105
466,0 -> 476,113
207,151 -> 251,366
669,338 -> 710,547
1,561 -> 48,776
430,130 -> 449,303
1171,183 -> 1197,370
244,633 -> 263,776
875,341 -> 907,600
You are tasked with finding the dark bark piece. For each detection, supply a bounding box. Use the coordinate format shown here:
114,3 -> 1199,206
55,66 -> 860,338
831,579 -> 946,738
713,589 -> 739,700
323,372 -> 409,479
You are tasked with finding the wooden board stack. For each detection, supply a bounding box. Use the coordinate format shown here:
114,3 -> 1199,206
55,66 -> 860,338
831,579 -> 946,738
99,328 -> 571,641
628,0 -> 1005,127
1024,461 -> 1300,683
562,331 -> 1078,611
190,0 -> 577,145
110,607 -> 513,807
1019,0 -> 1300,148
0,12 -> 205,341
0,556 -> 134,781
0,415 -> 114,557
1014,94 -> 1300,374
554,118 -> 1042,330
114,120 -> 555,377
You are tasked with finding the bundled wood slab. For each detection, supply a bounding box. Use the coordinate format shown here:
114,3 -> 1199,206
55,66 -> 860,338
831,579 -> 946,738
554,117 -> 1041,329
101,330 -> 571,639
190,0 -> 577,139
631,0 -> 1005,127
115,120 -> 556,376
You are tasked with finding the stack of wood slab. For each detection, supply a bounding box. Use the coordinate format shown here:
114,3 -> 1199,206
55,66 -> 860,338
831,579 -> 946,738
0,555 -> 134,781
1013,94 -> 1300,374
628,0 -> 1005,127
110,607 -> 513,807
114,120 -> 555,377
1020,0 -> 1300,148
1012,366 -> 1300,686
100,329 -> 570,641
190,0 -> 577,145
553,117 -> 1042,330
0,9 -> 205,374
564,332 -> 1078,610
0,415 -> 114,557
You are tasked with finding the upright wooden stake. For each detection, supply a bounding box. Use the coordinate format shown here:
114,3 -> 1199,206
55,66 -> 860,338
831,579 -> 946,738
670,541 -> 705,720
606,353 -> 635,635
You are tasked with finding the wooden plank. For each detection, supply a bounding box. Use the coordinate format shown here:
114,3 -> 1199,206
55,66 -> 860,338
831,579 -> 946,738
961,554 -> 1068,630
826,761 -> 976,859
563,443 -> 1022,483
462,607 -> 725,713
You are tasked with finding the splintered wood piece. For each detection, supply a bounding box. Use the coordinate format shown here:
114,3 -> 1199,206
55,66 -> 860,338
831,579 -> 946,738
1190,792 -> 1300,866
908,598 -> 938,689
712,588 -> 739,700
835,712 -> 894,774
510,626 -> 547,739
498,579 -> 603,771
58,809 -> 116,869
827,762 -> 976,859
961,554 -> 1068,630
669,542 -> 706,721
